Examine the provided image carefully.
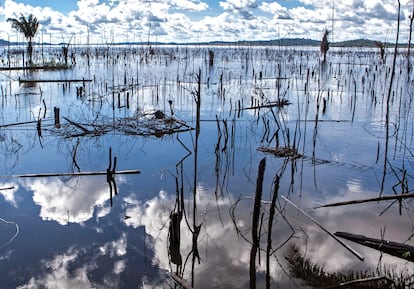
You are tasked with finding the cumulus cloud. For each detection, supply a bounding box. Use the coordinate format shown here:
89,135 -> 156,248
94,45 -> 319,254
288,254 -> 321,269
0,0 -> 412,43
16,235 -> 128,289
120,178 -> 413,288
0,183 -> 19,207
220,0 -> 258,20
17,250 -> 96,289
21,177 -> 114,225
171,0 -> 208,12
261,3 -> 292,20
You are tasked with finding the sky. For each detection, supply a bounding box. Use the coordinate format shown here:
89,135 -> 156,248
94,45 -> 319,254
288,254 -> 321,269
0,0 -> 412,44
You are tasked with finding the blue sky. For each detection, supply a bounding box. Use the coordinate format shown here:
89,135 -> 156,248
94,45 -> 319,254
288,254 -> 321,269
0,0 -> 411,43
10,0 -> 78,13
10,0 -> 305,14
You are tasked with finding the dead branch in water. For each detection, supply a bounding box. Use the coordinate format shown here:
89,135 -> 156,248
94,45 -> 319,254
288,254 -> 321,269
0,170 -> 140,178
244,99 -> 291,110
258,146 -> 302,159
170,273 -> 193,289
250,158 -> 266,289
335,231 -> 414,262
19,78 -> 92,83
314,192 -> 414,209
281,195 -> 364,261
52,112 -> 193,139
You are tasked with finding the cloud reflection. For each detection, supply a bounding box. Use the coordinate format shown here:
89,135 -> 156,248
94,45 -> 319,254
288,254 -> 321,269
122,187 -> 284,288
16,234 -> 128,289
21,176 -> 116,225
122,180 -> 413,288
0,183 -> 19,207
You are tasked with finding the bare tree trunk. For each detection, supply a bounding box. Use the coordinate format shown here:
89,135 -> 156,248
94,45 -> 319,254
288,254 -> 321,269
408,2 -> 414,72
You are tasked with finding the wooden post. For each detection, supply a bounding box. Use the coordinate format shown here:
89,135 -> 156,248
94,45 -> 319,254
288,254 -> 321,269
54,107 -> 60,128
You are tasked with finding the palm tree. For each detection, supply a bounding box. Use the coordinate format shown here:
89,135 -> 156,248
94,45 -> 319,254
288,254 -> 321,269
7,14 -> 39,65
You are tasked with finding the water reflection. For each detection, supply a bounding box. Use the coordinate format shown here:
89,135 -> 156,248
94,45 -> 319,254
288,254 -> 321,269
121,156 -> 413,288
0,173 -> 158,288
16,234 -> 128,289
0,45 -> 413,288
22,176 -> 113,225
0,184 -> 18,207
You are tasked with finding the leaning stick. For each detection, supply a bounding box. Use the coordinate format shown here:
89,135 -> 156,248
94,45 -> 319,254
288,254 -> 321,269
281,195 -> 364,261
0,170 -> 140,178
314,192 -> 414,209
170,273 -> 193,289
0,186 -> 15,190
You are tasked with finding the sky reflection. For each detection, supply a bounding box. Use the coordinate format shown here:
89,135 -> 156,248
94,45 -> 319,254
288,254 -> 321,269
23,177 -> 110,225
121,175 -> 414,288
0,45 -> 413,288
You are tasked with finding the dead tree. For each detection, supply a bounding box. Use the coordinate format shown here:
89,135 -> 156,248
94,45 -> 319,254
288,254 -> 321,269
320,30 -> 329,63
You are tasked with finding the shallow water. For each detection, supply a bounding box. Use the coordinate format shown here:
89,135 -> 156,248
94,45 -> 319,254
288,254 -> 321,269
0,45 -> 413,288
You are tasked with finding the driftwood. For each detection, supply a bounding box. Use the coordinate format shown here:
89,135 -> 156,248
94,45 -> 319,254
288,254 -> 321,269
335,231 -> 414,262
19,78 -> 92,83
0,170 -> 140,178
0,65 -> 70,71
0,120 -> 45,128
63,117 -> 91,133
299,119 -> 350,123
51,112 -> 193,139
258,146 -> 302,159
314,192 -> 414,209
281,196 -> 364,261
170,273 -> 193,289
244,99 -> 291,110
250,158 -> 266,288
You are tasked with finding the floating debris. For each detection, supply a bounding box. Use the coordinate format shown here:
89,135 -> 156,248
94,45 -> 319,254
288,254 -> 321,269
244,99 -> 291,110
335,231 -> 414,262
48,111 -> 193,138
258,146 -> 303,159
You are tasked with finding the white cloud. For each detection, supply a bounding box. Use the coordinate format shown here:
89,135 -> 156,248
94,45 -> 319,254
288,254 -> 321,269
22,177 -> 111,225
0,0 -> 412,43
16,235 -> 128,289
17,250 -> 97,289
259,2 -> 292,19
0,183 -> 19,207
99,232 -> 128,257
171,0 -> 209,12
120,178 -> 414,288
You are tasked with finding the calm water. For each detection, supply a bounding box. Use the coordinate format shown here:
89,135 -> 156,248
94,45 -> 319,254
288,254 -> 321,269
0,45 -> 413,288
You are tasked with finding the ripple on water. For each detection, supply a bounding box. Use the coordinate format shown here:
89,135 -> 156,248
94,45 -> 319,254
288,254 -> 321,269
363,121 -> 397,139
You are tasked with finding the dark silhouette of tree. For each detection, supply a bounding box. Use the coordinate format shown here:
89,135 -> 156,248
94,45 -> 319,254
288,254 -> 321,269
320,29 -> 329,63
408,1 -> 414,72
7,14 -> 39,65
374,41 -> 385,60
285,244 -> 412,289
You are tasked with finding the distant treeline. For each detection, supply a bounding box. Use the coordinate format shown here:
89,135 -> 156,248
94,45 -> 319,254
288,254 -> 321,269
0,38 -> 408,48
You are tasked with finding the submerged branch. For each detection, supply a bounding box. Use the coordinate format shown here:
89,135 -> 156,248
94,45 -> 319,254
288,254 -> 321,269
335,231 -> 414,262
281,195 -> 364,261
314,192 -> 414,209
0,170 -> 140,178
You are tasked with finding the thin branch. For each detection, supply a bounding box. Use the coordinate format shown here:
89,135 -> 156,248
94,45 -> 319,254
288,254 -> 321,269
281,195 -> 364,261
314,192 -> 414,209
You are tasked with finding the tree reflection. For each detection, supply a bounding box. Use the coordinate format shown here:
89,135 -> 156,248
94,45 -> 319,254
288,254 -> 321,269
285,244 -> 413,289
